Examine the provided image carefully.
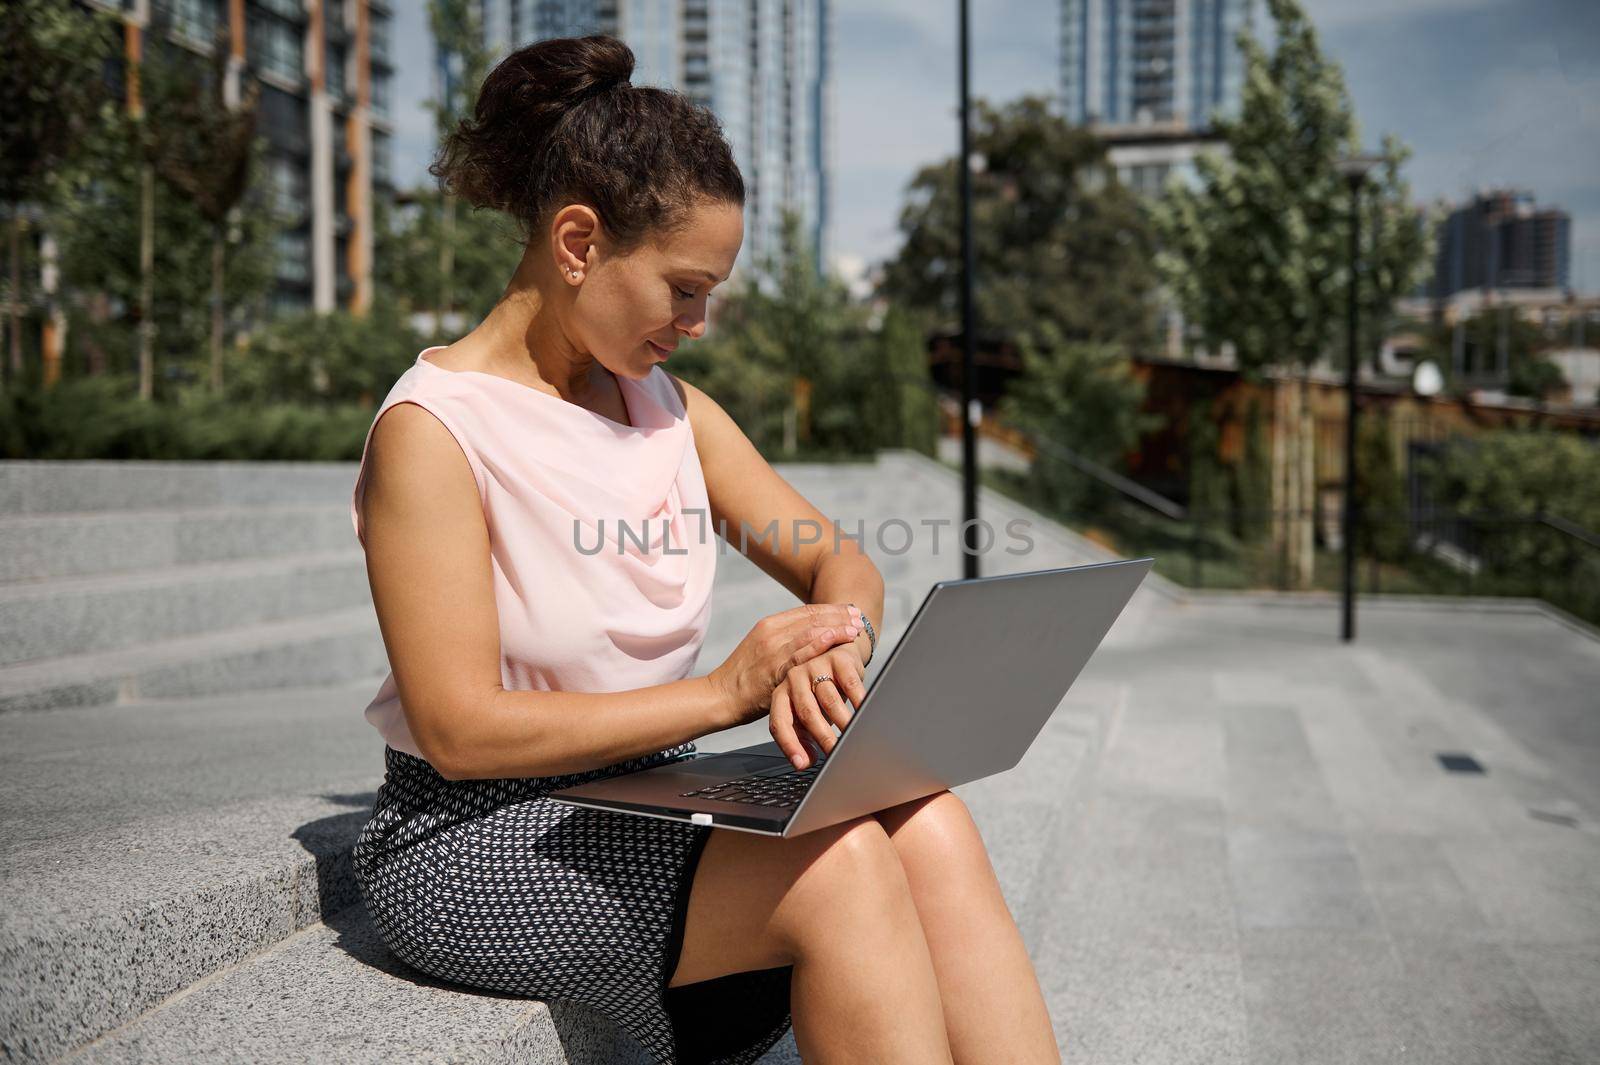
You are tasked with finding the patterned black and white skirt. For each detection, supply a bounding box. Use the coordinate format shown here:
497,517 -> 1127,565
352,743 -> 795,1065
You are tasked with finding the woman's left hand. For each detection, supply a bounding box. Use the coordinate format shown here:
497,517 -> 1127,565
768,639 -> 869,770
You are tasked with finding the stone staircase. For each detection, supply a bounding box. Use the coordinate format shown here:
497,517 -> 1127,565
0,450 -> 1148,1063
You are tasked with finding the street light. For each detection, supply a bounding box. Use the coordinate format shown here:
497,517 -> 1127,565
1412,359 -> 1444,398
1336,152 -> 1383,643
957,0 -> 978,579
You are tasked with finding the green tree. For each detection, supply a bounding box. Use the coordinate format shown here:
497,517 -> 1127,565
1425,430 -> 1600,536
222,292 -> 422,407
1422,429 -> 1600,620
1187,397 -> 1230,522
1151,0 -> 1432,587
880,93 -> 1165,518
49,41 -> 276,402
668,208 -> 938,461
1232,396 -> 1273,542
996,319 -> 1160,514
1508,357 -> 1568,404
865,303 -> 942,458
374,187 -> 524,338
0,0 -> 114,387
881,95 -> 1162,354
147,30 -> 264,394
671,211 -> 875,457
1353,409 -> 1408,563
426,0 -> 495,324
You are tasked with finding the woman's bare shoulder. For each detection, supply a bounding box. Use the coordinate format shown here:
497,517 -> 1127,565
362,400 -> 482,535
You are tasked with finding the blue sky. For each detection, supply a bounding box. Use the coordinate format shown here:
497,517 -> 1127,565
389,0 -> 1600,294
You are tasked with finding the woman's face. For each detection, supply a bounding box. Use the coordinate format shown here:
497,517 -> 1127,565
567,198 -> 744,380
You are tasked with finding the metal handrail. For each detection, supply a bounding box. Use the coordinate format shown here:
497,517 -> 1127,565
1542,513 -> 1600,551
900,374 -> 1190,521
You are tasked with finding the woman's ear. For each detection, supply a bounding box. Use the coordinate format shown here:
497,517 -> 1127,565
550,203 -> 600,283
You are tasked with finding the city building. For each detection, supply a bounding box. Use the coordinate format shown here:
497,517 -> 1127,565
1059,0 -> 1255,196
84,0 -> 396,318
1382,190 -> 1585,394
452,0 -> 832,283
1424,189 -> 1572,299
1059,0 -> 1255,358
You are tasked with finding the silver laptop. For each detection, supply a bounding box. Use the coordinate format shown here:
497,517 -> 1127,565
548,557 -> 1153,837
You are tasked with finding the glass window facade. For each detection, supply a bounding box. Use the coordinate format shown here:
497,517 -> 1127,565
275,230 -> 309,284
249,11 -> 304,85
267,155 -> 308,222
158,0 -> 222,48
257,84 -> 309,156
369,13 -> 391,65
372,130 -> 392,187
327,45 -> 347,103
1060,0 -> 1254,130
255,0 -> 304,22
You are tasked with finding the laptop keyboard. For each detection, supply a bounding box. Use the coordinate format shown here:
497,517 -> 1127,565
678,759 -> 825,808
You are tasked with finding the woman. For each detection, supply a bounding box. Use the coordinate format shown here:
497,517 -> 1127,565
348,34 -> 1058,1065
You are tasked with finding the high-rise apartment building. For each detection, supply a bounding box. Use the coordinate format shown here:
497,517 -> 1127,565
1061,0 -> 1252,129
85,0 -> 395,318
453,0 -> 831,280
1427,189 -> 1572,299
1059,0 -> 1254,196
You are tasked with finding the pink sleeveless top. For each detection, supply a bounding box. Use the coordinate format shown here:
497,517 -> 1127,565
350,345 -> 717,764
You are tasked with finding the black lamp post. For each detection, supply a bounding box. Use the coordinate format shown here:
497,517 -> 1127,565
958,0 -> 978,579
1336,153 -> 1382,642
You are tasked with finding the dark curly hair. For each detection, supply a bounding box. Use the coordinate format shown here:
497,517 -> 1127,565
429,35 -> 745,256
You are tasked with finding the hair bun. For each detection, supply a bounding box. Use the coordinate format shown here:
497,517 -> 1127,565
429,33 -> 743,255
564,35 -> 633,104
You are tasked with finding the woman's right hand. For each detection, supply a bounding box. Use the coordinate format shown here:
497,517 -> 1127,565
708,603 -> 861,728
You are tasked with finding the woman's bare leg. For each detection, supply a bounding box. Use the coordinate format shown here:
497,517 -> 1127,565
874,791 -> 1061,1065
670,815 -> 953,1064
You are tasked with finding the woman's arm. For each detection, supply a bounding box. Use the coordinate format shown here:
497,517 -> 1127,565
672,372 -> 885,639
438,678 -> 734,780
361,402 -> 736,781
809,551 -> 884,670
671,373 -> 886,766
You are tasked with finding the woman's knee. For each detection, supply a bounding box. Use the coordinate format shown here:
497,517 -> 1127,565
800,813 -> 900,875
879,790 -> 986,861
772,815 -> 912,947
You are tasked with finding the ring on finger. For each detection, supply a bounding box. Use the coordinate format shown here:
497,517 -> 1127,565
810,674 -> 835,689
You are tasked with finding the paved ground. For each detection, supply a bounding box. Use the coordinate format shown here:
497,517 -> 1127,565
1033,596 -> 1600,1064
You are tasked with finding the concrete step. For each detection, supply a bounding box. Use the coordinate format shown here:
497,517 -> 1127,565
2,648 -> 1118,1064
0,460 -> 353,516
0,549 -> 369,668
0,504 -> 355,584
4,790 -> 371,1063
59,907 -> 667,1065
0,606 -> 384,714
1,448 -> 1143,1061
51,690 -> 1114,1065
0,683 -> 385,1061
